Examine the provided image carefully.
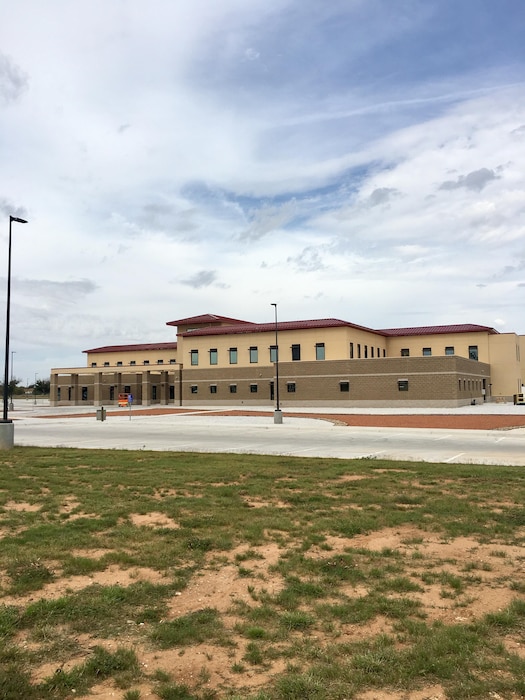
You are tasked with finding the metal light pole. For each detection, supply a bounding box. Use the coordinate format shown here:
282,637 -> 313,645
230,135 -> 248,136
271,303 -> 282,424
1,216 -> 27,448
9,350 -> 15,411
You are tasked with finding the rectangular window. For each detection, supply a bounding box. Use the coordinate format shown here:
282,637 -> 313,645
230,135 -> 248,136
169,386 -> 175,399
103,361 -> 110,367
209,349 -> 218,365
445,346 -> 454,356
57,387 -> 61,401
130,360 -> 136,366
249,346 -> 258,363
91,362 -> 97,367
371,347 -> 374,358
81,387 -> 88,401
229,347 -> 238,364
315,343 -> 325,361
377,347 -> 380,358
124,385 -> 131,393
169,358 -> 176,364
287,382 -> 296,393
350,342 -> 354,359
157,359 -> 164,364
339,381 -> 350,392
152,386 -> 157,400
210,385 -> 217,394
143,360 -> 150,365
229,384 -> 237,394
109,386 -> 115,401
269,345 -> 277,363
401,348 -> 409,357
190,349 -> 199,366
398,379 -> 409,391
250,384 -> 258,393
469,345 -> 479,361
190,385 -> 198,394
422,348 -> 432,356
291,344 -> 301,361
357,344 -> 361,359
364,345 -> 368,359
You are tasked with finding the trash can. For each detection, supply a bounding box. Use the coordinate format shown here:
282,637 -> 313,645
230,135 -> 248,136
96,407 -> 106,421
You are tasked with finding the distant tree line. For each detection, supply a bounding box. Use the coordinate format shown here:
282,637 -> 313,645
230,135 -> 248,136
0,378 -> 50,398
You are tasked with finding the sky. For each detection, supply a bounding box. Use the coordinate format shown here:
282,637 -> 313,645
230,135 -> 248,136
1,0 -> 525,383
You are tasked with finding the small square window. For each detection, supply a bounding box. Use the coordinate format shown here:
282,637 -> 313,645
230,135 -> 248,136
169,358 -> 176,364
287,382 -> 296,393
445,346 -> 454,355
210,385 -> 217,394
91,362 -> 97,367
400,349 -> 409,357
190,385 -> 198,394
250,384 -> 258,393
157,359 -> 164,364
103,361 -> 110,367
229,384 -> 237,394
130,360 -> 136,366
398,380 -> 409,391
468,345 -> 478,361
143,360 -> 150,365
422,348 -> 431,356
339,381 -> 350,392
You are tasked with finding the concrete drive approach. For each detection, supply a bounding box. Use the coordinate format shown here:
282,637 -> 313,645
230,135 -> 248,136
12,404 -> 525,466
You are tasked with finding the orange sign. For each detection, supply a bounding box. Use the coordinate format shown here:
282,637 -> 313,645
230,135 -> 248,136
118,393 -> 129,407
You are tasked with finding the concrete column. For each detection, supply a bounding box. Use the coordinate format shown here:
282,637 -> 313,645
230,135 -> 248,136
71,374 -> 79,405
0,422 -> 14,449
160,370 -> 168,404
93,372 -> 103,406
142,371 -> 151,406
136,373 -> 143,404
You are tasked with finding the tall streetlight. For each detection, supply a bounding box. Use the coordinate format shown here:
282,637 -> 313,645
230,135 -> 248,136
271,303 -> 282,424
1,216 -> 27,448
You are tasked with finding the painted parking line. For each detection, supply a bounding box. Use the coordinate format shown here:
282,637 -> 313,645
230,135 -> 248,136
444,453 -> 465,463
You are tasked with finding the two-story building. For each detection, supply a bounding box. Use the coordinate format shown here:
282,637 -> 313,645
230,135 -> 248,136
50,313 -> 525,408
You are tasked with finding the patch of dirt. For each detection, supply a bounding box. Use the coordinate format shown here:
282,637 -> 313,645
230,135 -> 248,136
3,500 -> 41,512
129,512 -> 180,529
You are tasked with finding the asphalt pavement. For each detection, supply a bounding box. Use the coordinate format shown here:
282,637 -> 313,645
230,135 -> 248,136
9,400 -> 525,466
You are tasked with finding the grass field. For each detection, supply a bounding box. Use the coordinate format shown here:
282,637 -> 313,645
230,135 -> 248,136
1,447 -> 525,699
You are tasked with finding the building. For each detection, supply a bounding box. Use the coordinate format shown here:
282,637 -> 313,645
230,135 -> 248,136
50,313 -> 525,408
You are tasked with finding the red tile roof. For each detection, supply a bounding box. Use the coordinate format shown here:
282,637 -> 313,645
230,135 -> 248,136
83,342 -> 178,354
379,324 -> 499,337
166,314 -> 251,327
180,318 -> 381,337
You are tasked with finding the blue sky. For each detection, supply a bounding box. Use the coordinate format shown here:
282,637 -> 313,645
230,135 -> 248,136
1,0 -> 525,381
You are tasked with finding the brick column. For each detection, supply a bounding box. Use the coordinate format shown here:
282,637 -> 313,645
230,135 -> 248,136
93,372 -> 103,406
71,374 -> 79,405
142,371 -> 151,406
160,371 -> 168,404
50,373 -> 58,406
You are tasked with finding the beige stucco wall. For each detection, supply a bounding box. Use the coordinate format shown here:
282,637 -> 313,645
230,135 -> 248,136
487,333 -> 523,398
384,331 -> 491,361
85,347 -> 177,368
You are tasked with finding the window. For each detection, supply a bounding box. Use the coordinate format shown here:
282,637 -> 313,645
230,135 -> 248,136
209,349 -> 218,365
287,382 -> 296,393
364,345 -> 368,359
143,360 -> 150,365
104,361 -> 110,367
422,348 -> 432,356
91,362 -> 97,367
210,385 -> 217,394
270,345 -> 277,363
117,361 -> 123,366
250,384 -> 258,393
445,346 -> 454,356
124,385 -> 131,393
81,387 -> 88,401
398,379 -> 409,391
249,346 -> 258,363
190,349 -> 199,366
315,343 -> 325,361
57,387 -> 61,401
383,349 -> 386,357
169,386 -> 175,399
229,384 -> 237,394
109,386 -> 115,401
377,347 -> 380,357
371,347 -> 374,358
229,347 -> 238,364
130,360 -> 136,366
469,345 -> 479,361
401,348 -> 409,357
350,342 -> 354,359
291,344 -> 301,361
357,344 -> 361,359
339,381 -> 350,392
152,386 -> 157,400
169,358 -> 176,364
157,359 -> 164,364
190,385 -> 198,394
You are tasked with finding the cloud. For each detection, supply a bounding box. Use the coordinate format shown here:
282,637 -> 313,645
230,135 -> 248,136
180,270 -> 228,289
438,167 -> 499,192
0,52 -> 28,106
239,201 -> 298,241
366,187 -> 401,207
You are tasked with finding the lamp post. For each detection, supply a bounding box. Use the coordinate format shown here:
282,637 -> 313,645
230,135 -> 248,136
1,215 -> 27,448
9,350 -> 15,411
34,372 -> 38,405
271,303 -> 282,424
